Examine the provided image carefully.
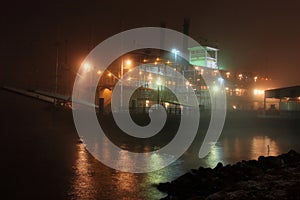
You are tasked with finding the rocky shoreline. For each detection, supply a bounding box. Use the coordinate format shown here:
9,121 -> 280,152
157,150 -> 300,200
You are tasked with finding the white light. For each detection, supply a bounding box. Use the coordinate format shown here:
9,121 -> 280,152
218,77 -> 224,84
172,48 -> 179,54
83,63 -> 91,72
238,74 -> 243,80
156,79 -> 162,86
125,59 -> 132,66
253,89 -> 264,95
213,85 -> 219,92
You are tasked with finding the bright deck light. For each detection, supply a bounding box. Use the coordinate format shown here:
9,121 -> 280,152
125,59 -> 132,66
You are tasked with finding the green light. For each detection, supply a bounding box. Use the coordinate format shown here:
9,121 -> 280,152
218,65 -> 225,70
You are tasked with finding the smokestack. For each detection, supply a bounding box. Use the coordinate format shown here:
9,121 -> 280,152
160,21 -> 166,54
183,18 -> 190,36
160,21 -> 166,28
182,18 -> 190,64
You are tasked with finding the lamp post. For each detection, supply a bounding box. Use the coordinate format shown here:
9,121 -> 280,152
156,79 -> 162,105
172,49 -> 179,95
120,58 -> 124,111
83,62 -> 92,97
120,58 -> 131,111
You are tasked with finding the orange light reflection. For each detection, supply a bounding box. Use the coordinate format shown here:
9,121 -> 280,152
250,136 -> 280,160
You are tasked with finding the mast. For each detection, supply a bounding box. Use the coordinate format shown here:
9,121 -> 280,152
55,46 -> 59,95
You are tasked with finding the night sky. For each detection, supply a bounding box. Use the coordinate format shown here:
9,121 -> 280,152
1,0 -> 300,92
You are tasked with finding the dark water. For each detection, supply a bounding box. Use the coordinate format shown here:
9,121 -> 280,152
1,90 -> 300,200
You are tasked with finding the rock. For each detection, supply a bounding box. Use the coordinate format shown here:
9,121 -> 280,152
157,150 -> 300,200
173,172 -> 195,186
278,149 -> 300,165
191,169 -> 198,174
214,162 -> 223,171
157,182 -> 172,192
245,159 -> 259,167
187,196 -> 206,200
258,156 -> 284,169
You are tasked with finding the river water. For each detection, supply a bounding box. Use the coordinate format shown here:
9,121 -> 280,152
1,90 -> 299,200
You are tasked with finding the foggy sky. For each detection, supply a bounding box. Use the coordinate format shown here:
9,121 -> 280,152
1,0 -> 300,91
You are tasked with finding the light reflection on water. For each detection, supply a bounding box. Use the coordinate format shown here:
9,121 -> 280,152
203,136 -> 281,169
250,136 -> 280,159
69,124 -> 299,199
3,91 -> 298,199
68,143 -> 97,200
203,143 -> 224,168
69,141 -> 172,200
